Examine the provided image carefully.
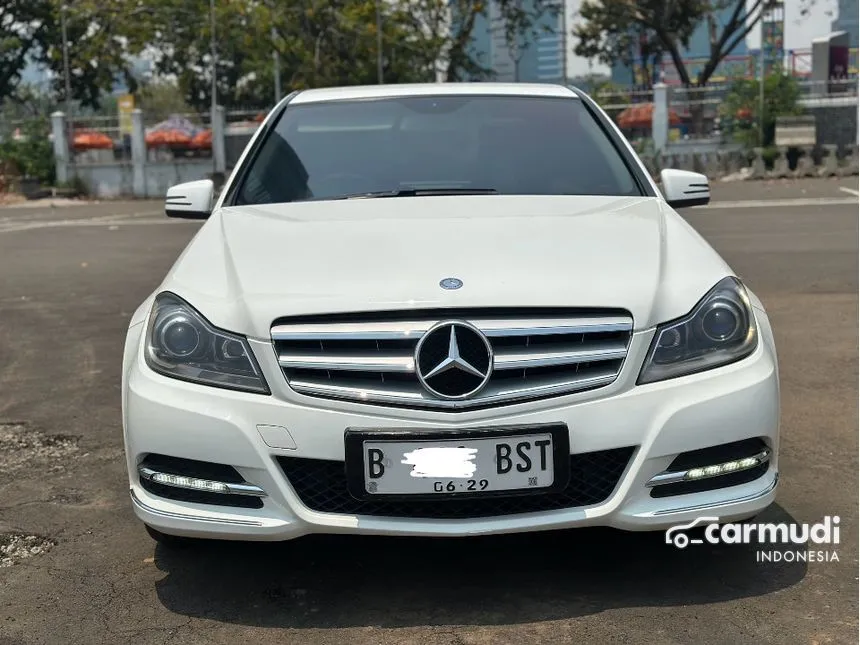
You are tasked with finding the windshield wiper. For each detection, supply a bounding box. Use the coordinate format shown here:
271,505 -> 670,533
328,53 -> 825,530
341,187 -> 499,200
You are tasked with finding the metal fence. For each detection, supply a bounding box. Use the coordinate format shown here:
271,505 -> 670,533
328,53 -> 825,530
594,76 -> 859,143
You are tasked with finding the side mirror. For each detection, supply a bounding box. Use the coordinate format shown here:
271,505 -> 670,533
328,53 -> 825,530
165,180 -> 215,219
660,169 -> 710,209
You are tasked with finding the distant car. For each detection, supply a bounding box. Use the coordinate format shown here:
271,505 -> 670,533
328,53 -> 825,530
121,83 -> 779,548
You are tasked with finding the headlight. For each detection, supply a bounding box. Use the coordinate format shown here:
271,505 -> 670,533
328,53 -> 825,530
144,292 -> 269,394
638,277 -> 758,384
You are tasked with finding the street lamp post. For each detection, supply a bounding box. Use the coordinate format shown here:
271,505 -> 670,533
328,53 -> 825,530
272,27 -> 282,103
376,0 -> 383,84
210,0 -> 217,172
759,31 -> 765,146
61,4 -> 75,176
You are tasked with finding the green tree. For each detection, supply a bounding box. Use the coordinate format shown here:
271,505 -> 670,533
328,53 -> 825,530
0,118 -> 55,184
574,1 -> 777,130
136,81 -> 196,122
721,74 -> 802,147
0,0 -> 150,109
0,0 -> 57,100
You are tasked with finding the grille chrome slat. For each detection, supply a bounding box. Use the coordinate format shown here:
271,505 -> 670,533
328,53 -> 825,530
271,315 -> 633,341
493,340 -> 628,370
272,310 -> 632,410
277,341 -> 627,373
287,368 -> 621,410
278,351 -> 415,373
478,317 -> 632,337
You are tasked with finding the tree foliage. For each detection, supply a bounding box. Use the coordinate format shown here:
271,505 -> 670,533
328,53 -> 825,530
574,0 -> 772,87
0,0 -> 149,109
3,0 -> 565,112
0,118 -> 55,183
721,74 -> 802,147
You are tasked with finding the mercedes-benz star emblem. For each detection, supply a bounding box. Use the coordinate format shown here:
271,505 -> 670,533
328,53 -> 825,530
439,277 -> 463,290
415,321 -> 493,399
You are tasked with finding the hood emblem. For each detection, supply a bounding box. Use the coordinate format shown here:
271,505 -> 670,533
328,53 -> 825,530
414,321 -> 493,399
439,277 -> 463,290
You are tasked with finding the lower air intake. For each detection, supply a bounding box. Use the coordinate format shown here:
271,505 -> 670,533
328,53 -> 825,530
277,447 -> 635,519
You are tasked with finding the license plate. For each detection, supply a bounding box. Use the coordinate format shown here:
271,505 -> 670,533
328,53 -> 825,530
344,424 -> 570,500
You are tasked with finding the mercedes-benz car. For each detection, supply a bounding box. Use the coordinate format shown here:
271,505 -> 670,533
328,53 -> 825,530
122,83 -> 779,546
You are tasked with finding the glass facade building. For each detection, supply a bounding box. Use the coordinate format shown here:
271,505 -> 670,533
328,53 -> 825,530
462,1 -> 565,83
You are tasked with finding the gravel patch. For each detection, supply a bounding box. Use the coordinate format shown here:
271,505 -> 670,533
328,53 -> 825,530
0,533 -> 55,568
0,423 -> 80,475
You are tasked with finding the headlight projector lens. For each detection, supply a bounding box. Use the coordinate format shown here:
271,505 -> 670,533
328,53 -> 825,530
700,301 -> 742,342
159,317 -> 201,357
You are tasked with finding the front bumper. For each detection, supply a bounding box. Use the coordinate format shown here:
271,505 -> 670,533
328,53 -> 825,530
122,315 -> 780,541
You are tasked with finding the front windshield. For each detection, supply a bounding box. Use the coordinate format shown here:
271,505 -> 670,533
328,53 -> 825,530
234,95 -> 642,205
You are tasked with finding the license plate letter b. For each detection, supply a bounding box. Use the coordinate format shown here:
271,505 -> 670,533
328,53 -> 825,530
368,448 -> 385,478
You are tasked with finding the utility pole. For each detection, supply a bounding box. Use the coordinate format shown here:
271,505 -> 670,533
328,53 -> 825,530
560,0 -> 567,85
759,1 -> 778,147
376,0 -> 384,84
272,27 -> 282,103
759,27 -> 765,146
210,0 -> 217,172
61,4 -> 75,177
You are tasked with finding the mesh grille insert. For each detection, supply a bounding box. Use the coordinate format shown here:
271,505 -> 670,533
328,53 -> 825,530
277,447 -> 635,519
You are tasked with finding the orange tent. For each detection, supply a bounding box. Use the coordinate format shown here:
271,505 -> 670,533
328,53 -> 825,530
73,130 -> 114,150
617,103 -> 681,130
145,129 -> 193,147
190,129 -> 213,149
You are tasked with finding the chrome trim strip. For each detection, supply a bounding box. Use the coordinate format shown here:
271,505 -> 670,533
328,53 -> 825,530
271,315 -> 633,341
478,318 -> 632,336
646,449 -> 771,487
277,342 -> 626,373
138,466 -> 268,497
493,341 -> 628,370
648,474 -> 779,517
278,351 -> 415,373
288,370 -> 619,409
130,490 -> 263,526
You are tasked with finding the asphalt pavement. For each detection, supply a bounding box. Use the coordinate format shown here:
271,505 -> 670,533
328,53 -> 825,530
0,177 -> 857,645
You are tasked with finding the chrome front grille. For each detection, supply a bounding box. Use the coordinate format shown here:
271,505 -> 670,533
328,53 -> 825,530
271,310 -> 633,410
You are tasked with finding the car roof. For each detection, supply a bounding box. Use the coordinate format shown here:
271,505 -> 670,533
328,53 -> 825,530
289,82 -> 579,105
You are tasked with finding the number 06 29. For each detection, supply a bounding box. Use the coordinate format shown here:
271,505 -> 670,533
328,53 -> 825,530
434,479 -> 489,492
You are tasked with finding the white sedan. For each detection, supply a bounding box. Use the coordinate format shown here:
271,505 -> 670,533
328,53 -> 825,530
121,82 -> 779,546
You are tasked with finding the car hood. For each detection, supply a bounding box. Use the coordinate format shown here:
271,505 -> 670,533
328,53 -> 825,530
158,195 -> 733,339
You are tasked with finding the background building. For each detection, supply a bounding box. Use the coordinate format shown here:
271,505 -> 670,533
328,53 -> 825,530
831,0 -> 859,47
463,0 -> 565,83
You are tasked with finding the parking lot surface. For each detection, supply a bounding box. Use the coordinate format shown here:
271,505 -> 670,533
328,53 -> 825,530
0,178 -> 857,644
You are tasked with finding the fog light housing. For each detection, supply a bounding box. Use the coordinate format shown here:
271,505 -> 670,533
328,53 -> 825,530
647,448 -> 770,487
149,472 -> 231,493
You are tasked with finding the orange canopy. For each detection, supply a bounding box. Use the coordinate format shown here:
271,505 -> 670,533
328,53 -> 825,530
73,130 -> 114,150
145,129 -> 193,146
617,103 -> 681,129
190,129 -> 213,149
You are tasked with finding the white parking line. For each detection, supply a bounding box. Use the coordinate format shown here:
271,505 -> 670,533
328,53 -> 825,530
700,197 -> 858,209
838,186 -> 859,197
0,210 -> 166,234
